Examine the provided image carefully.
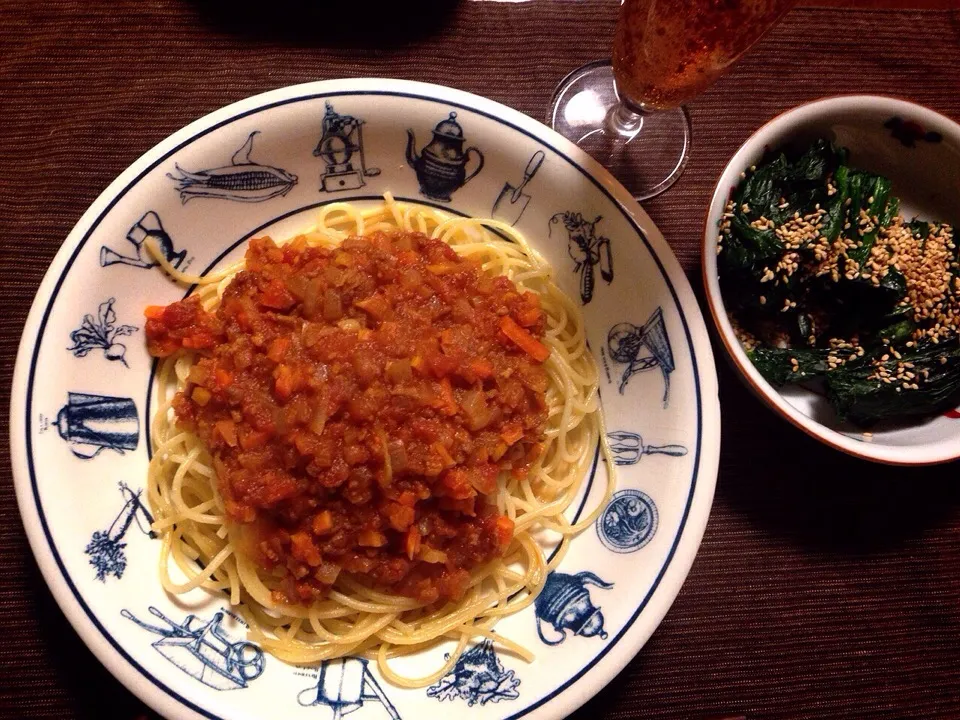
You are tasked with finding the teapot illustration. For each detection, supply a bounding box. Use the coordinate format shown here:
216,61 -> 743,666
406,112 -> 484,202
534,570 -> 614,645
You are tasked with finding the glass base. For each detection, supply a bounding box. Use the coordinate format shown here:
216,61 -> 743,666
549,61 -> 691,201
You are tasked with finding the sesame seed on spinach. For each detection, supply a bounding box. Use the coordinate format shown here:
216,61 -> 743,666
719,139 -> 960,426
827,340 -> 960,426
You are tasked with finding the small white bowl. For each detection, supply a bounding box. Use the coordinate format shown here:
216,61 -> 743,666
702,95 -> 960,465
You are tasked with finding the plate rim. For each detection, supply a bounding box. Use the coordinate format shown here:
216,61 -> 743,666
9,78 -> 720,720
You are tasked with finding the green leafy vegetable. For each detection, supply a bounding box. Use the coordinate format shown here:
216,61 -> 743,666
718,138 -> 959,426
827,340 -> 960,425
748,346 -> 831,385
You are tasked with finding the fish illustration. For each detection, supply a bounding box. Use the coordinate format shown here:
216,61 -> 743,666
168,131 -> 298,203
100,211 -> 186,270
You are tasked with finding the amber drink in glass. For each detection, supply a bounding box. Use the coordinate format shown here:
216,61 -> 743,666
550,0 -> 796,200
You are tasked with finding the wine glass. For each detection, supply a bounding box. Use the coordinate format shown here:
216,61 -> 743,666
550,0 -> 797,200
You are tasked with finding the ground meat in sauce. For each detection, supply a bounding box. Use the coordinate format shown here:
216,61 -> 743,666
145,230 -> 551,606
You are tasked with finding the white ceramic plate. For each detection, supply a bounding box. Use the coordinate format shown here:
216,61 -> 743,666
10,79 -> 719,720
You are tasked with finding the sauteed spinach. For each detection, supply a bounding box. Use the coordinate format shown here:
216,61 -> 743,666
718,139 -> 960,426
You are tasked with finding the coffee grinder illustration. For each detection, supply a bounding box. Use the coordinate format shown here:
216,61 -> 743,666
56,392 -> 139,459
314,102 -> 381,192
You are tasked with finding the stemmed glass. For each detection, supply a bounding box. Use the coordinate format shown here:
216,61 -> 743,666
550,0 -> 797,200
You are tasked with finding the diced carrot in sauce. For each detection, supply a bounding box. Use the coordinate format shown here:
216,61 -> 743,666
215,420 -> 238,447
358,530 -> 387,547
494,515 -> 515,548
149,338 -> 181,358
311,510 -> 333,534
274,365 -> 297,399
426,263 -> 459,275
182,332 -> 217,350
238,427 -> 270,451
260,278 -> 297,310
426,352 -> 458,379
290,532 -> 322,567
385,502 -> 415,531
499,316 -> 550,362
437,377 -> 458,416
267,336 -> 290,363
501,423 -> 524,446
397,491 -> 417,507
143,230 -> 550,606
516,305 -> 543,328
468,465 -> 498,495
440,469 -> 477,500
466,358 -> 494,380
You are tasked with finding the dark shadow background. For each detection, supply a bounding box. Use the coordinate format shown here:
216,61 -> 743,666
191,0 -> 462,47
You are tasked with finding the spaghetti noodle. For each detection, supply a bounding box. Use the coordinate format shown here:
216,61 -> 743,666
145,194 -> 612,687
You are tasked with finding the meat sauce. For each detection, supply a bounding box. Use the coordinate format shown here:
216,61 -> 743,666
145,231 -> 551,605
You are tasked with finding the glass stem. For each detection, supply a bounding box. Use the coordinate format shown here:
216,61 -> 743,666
607,99 -> 646,137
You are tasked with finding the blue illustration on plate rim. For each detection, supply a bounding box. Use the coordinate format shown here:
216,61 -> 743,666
56,391 -> 139,460
491,150 -> 544,226
427,638 -> 520,706
298,657 -> 400,718
315,101 -> 381,193
85,481 -> 154,582
534,570 -> 614,645
606,430 -> 687,466
20,88 -> 706,720
169,131 -> 298,204
406,110 -> 484,202
608,307 -> 675,406
67,297 -> 138,367
548,211 -> 613,305
123,606 -> 265,690
596,489 -> 659,554
101,211 -> 187,271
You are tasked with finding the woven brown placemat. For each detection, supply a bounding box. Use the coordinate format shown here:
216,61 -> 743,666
2,1 -> 959,718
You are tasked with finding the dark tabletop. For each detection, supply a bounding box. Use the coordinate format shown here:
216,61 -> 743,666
2,1 -> 960,718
